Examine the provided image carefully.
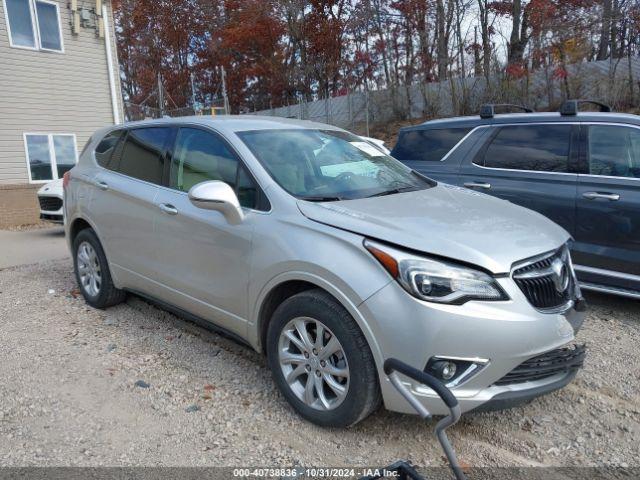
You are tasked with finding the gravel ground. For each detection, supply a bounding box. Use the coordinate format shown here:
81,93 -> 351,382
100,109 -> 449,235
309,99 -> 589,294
1,221 -> 58,232
0,259 -> 638,468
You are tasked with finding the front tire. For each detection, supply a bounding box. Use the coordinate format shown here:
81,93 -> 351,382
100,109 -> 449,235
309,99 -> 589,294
266,289 -> 381,427
73,228 -> 126,309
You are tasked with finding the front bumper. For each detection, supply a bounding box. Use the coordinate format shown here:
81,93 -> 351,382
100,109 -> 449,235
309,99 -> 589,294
471,369 -> 577,413
40,212 -> 63,223
358,276 -> 586,416
37,194 -> 63,223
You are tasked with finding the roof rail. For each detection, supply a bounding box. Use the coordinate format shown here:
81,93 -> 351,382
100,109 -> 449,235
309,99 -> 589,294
560,99 -> 612,116
479,104 -> 534,119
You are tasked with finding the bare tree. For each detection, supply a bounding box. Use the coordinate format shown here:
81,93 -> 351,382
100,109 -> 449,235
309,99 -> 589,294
508,0 -> 530,66
477,0 -> 492,82
597,0 -> 613,60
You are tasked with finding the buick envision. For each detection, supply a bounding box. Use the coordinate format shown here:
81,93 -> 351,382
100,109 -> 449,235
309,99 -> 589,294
64,116 -> 586,427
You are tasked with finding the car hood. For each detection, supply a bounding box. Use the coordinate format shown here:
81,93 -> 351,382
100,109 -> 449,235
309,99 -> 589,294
37,178 -> 63,196
297,184 -> 570,273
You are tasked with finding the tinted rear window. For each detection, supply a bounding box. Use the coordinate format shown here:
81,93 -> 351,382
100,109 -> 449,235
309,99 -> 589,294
94,130 -> 123,168
392,128 -> 471,162
117,128 -> 170,184
480,125 -> 571,173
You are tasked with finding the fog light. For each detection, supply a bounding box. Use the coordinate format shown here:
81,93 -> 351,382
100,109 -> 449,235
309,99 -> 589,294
425,356 -> 488,387
432,360 -> 457,380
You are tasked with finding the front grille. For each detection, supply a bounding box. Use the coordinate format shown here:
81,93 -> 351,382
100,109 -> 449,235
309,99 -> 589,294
38,196 -> 62,211
494,344 -> 586,386
512,247 -> 574,310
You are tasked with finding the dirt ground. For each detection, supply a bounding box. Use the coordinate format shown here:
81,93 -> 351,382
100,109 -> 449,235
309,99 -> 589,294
0,259 -> 638,469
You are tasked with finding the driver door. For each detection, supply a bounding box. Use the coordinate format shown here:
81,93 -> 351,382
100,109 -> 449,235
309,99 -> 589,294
153,126 -> 259,337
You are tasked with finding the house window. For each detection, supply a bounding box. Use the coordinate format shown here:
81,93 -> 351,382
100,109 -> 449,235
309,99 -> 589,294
24,134 -> 78,182
4,0 -> 63,52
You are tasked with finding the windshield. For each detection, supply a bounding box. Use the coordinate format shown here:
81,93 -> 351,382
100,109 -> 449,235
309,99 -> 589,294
238,129 -> 434,201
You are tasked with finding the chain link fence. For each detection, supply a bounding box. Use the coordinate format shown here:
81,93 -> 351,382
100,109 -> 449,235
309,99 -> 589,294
247,58 -> 640,135
121,58 -> 639,132
124,99 -> 228,122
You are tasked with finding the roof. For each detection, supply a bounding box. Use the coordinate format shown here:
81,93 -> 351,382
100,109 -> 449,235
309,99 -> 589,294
121,115 -> 342,133
400,111 -> 640,132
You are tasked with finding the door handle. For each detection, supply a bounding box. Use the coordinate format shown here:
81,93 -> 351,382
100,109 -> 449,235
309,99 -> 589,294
582,192 -> 620,201
464,182 -> 491,189
158,203 -> 179,215
95,181 -> 109,191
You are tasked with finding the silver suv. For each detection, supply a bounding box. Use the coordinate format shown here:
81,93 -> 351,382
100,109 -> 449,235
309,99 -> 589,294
64,117 -> 586,427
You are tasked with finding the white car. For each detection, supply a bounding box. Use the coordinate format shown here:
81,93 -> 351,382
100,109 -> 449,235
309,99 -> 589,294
37,178 -> 64,223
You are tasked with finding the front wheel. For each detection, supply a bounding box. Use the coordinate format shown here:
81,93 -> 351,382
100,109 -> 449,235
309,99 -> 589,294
266,289 -> 380,427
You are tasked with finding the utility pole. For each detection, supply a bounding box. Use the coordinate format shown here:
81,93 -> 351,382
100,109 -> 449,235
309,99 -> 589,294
221,66 -> 230,114
190,72 -> 197,112
364,81 -> 370,137
157,73 -> 165,117
325,86 -> 330,124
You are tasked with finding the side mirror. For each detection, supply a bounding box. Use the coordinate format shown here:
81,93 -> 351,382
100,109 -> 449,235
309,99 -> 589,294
188,181 -> 244,225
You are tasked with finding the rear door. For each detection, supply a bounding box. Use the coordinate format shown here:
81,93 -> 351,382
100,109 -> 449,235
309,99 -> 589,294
573,124 -> 640,286
459,124 -> 579,236
89,126 -> 173,285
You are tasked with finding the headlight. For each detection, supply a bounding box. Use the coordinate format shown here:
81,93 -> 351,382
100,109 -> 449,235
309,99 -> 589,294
364,239 -> 508,304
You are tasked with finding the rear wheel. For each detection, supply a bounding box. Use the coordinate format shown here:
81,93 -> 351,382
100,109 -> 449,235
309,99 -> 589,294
73,229 -> 126,309
266,289 -> 380,427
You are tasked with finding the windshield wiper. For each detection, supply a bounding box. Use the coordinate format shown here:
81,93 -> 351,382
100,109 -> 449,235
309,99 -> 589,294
299,195 -> 344,202
366,186 -> 418,198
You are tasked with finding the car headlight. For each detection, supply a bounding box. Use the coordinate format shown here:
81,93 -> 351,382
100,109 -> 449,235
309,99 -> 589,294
364,239 -> 509,304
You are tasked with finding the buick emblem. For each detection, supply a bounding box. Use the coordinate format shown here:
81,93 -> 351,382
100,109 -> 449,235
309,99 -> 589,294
551,258 -> 569,293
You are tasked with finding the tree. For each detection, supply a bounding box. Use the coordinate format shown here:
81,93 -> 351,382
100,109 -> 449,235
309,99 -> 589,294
112,0 -> 640,116
597,0 -> 613,60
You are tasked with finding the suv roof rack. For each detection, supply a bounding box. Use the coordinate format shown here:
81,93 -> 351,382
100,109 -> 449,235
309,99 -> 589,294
560,99 -> 612,116
479,104 -> 534,119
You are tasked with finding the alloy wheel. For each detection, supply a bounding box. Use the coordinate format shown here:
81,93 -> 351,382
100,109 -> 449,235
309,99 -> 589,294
77,241 -> 102,297
278,316 -> 350,410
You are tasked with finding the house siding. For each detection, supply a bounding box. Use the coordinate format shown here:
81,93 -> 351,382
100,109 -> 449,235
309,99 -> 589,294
0,0 -> 122,225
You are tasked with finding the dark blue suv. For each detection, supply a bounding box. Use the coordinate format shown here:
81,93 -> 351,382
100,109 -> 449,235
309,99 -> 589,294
392,101 -> 640,299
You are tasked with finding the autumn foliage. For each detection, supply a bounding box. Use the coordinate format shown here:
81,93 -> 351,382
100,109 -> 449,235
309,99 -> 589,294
112,0 -> 640,114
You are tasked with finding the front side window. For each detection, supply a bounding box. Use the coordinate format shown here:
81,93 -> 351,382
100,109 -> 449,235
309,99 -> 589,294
392,128 -> 471,162
24,133 -> 77,182
238,129 -> 433,200
480,125 -> 572,173
4,0 -> 63,52
588,125 -> 640,179
118,128 -> 170,185
170,127 -> 258,208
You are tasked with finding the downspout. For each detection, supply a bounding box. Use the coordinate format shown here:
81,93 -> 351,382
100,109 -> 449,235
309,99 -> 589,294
102,4 -> 121,124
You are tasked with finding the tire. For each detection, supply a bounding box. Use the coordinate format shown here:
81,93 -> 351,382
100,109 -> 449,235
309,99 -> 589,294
73,228 -> 126,309
266,289 -> 381,427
